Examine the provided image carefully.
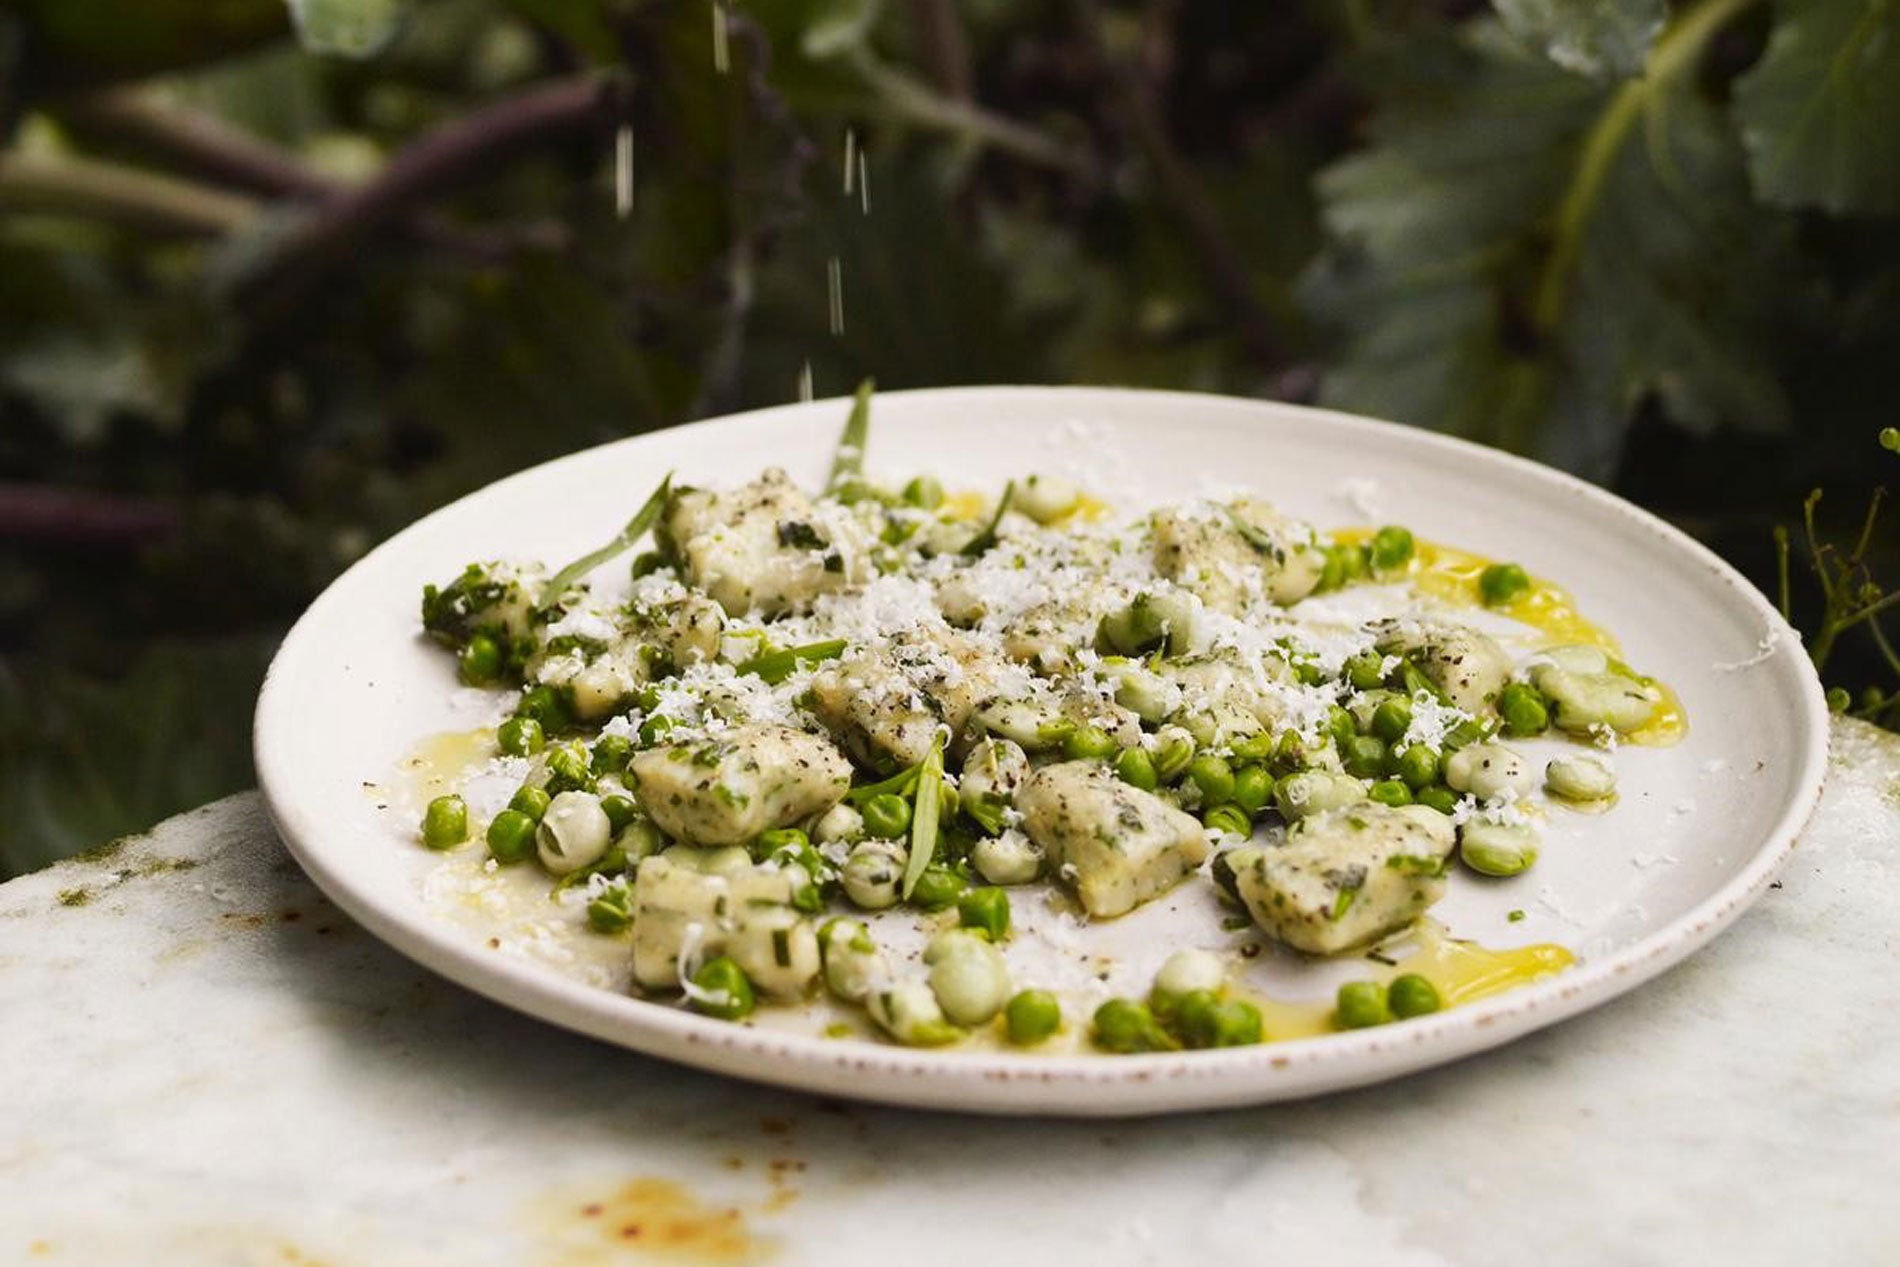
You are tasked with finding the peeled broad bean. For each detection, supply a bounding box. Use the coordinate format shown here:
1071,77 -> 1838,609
868,979 -> 962,1046
1546,755 -> 1617,801
1443,743 -> 1536,801
818,917 -> 884,1003
1152,948 -> 1225,1001
1017,474 -> 1082,524
971,829 -> 1043,886
1273,770 -> 1366,822
925,930 -> 1012,1026
1458,821 -> 1540,877
536,791 -> 613,874
840,839 -> 906,909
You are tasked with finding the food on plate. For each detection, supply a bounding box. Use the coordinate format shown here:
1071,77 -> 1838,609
410,384 -> 1682,1052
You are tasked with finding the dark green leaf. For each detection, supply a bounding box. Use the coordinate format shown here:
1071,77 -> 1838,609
1734,0 -> 1900,216
1493,0 -> 1665,79
1304,16 -> 1796,476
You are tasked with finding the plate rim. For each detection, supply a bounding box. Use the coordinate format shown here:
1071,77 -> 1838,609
254,384 -> 1830,1115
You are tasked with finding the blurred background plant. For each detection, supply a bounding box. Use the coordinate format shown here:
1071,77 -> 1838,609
0,0 -> 1894,875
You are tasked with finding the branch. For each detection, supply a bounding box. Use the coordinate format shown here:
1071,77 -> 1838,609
59,88 -> 333,200
58,88 -> 573,261
0,152 -> 258,237
850,51 -> 1097,181
906,0 -> 973,101
0,484 -> 181,545
235,72 -> 629,306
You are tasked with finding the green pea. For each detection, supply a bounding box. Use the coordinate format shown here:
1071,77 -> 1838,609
909,865 -> 967,910
1316,549 -> 1348,594
460,633 -> 503,685
599,794 -> 637,833
485,809 -> 537,864
509,785 -> 551,821
1232,765 -> 1273,814
1175,991 -> 1263,1049
903,474 -> 945,510
1064,724 -> 1118,761
544,744 -> 594,794
1006,989 -> 1062,1045
1332,542 -> 1368,585
862,792 -> 912,839
637,714 -> 676,746
1203,803 -> 1252,838
1310,713 -> 1346,758
421,795 -> 468,850
689,956 -> 756,1021
1367,779 -> 1413,807
587,881 -> 633,933
1371,698 -> 1413,745
1341,734 -> 1388,779
497,716 -> 545,757
1114,746 -> 1159,791
1345,652 -> 1386,691
1416,785 -> 1462,815
1498,682 -> 1550,737
1091,998 -> 1175,1053
958,887 -> 1011,940
1335,980 -> 1392,1029
516,684 -> 571,732
1152,731 -> 1196,783
1395,744 -> 1440,790
1480,562 -> 1531,607
1388,973 -> 1442,1018
1188,753 -> 1236,805
591,734 -> 633,775
1368,526 -> 1415,571
1229,731 -> 1277,762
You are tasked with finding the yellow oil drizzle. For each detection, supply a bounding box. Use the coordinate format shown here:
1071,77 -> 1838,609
394,727 -> 496,813
1330,529 -> 1686,746
1239,923 -> 1577,1041
942,488 -> 1111,525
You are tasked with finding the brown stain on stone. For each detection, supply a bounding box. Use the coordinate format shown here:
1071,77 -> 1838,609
539,1177 -> 774,1265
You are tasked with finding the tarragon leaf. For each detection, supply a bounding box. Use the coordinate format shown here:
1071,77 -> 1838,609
826,378 -> 875,498
1734,0 -> 1900,216
1493,0 -> 1666,79
1303,16 -> 1796,477
900,738 -> 943,899
286,0 -> 409,59
539,476 -> 672,610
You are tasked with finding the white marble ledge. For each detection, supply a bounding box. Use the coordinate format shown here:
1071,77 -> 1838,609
2,720 -> 1897,1267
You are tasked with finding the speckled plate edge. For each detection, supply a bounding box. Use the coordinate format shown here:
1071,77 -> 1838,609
254,386 -> 1829,1117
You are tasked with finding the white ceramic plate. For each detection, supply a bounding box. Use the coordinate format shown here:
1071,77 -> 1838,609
254,387 -> 1827,1116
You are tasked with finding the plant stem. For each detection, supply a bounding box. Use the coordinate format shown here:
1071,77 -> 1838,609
235,72 -> 628,306
1533,0 -> 1761,332
59,88 -> 334,200
0,484 -> 182,544
849,52 -> 1094,179
906,0 -> 973,101
0,152 -> 258,236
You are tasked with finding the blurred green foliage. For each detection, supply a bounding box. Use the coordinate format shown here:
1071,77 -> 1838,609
0,0 -> 1895,875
